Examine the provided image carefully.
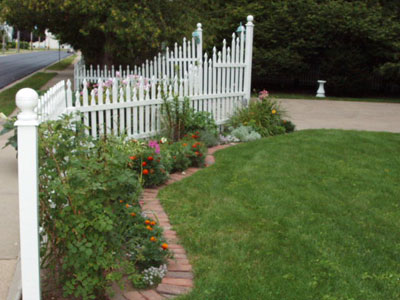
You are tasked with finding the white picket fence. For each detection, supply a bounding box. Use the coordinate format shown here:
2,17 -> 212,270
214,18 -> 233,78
71,16 -> 254,139
14,15 -> 253,300
74,23 -> 203,91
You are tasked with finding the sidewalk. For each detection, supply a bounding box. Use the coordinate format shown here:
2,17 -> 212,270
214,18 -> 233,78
0,58 -> 76,300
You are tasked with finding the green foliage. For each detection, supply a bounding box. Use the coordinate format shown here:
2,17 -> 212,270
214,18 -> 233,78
1,0 -> 197,66
38,115 -> 169,299
181,136 -> 207,167
230,125 -> 261,142
128,146 -> 169,188
161,95 -> 193,142
161,95 -> 218,142
197,0 -> 400,96
0,113 -> 17,151
46,54 -> 77,71
162,142 -> 192,172
196,129 -> 220,147
228,94 -> 292,137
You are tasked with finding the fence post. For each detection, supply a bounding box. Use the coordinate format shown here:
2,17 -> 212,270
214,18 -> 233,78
14,88 -> 41,300
196,23 -> 203,64
244,15 -> 254,102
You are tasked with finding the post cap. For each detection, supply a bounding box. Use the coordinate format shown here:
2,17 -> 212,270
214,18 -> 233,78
197,23 -> 202,31
16,88 -> 39,121
247,15 -> 254,22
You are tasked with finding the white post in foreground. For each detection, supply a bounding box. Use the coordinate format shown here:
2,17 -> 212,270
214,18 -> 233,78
316,80 -> 326,98
244,15 -> 254,102
15,88 -> 41,300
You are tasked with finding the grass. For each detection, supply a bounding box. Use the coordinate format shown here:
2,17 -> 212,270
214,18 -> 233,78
159,130 -> 400,300
0,72 -> 57,115
270,92 -> 400,103
46,54 -> 76,71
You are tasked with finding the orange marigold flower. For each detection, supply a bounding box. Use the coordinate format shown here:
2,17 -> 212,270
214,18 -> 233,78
195,151 -> 200,156
192,134 -> 197,139
161,243 -> 168,250
142,161 -> 147,167
126,204 -> 131,208
130,212 -> 136,217
145,220 -> 151,225
150,221 -> 156,226
119,200 -> 123,203
143,169 -> 149,175
150,236 -> 156,242
183,143 -> 187,147
129,156 -> 136,160
146,225 -> 153,231
147,156 -> 153,161
272,109 -> 277,114
192,144 -> 197,148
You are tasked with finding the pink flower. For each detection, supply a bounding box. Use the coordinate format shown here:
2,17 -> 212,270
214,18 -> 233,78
259,89 -> 269,99
116,71 -> 121,78
148,140 -> 160,154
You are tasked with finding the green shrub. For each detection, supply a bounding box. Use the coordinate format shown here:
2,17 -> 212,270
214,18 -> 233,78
161,95 -> 218,142
231,126 -> 261,142
196,129 -> 220,147
39,115 -> 169,299
181,136 -> 207,167
163,141 -> 191,172
228,91 -> 294,137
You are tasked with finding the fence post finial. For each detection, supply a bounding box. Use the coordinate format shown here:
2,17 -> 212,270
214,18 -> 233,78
15,87 -> 41,300
16,88 -> 39,121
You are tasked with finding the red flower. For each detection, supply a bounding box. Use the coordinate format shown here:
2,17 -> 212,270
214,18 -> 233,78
129,156 -> 136,160
195,131 -> 199,134
192,144 -> 197,148
142,161 -> 147,167
145,220 -> 151,225
195,151 -> 200,156
143,169 -> 149,175
130,212 -> 136,217
147,156 -> 153,161
161,243 -> 168,250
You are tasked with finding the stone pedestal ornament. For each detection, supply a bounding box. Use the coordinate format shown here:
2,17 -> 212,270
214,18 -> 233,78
316,80 -> 326,98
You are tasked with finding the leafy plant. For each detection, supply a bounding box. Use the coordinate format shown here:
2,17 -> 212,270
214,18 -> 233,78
161,95 -> 192,142
231,126 -> 261,142
228,90 -> 293,137
38,115 -> 169,299
0,113 -> 17,151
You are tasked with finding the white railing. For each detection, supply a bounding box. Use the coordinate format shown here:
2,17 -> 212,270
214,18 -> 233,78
14,15 -> 253,300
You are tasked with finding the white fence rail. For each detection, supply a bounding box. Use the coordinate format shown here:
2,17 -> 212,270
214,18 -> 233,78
14,15 -> 253,300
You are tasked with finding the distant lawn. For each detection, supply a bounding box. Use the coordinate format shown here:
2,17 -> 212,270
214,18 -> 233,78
159,130 -> 400,300
46,54 -> 76,71
0,72 -> 57,116
271,92 -> 400,103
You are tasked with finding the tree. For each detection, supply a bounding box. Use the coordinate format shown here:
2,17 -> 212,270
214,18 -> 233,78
194,0 -> 400,95
1,0 -> 197,66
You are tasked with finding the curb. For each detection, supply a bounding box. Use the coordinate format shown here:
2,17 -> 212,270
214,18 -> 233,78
114,144 -> 234,300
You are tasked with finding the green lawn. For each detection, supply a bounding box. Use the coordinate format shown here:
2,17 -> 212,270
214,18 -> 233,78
0,72 -> 57,116
46,54 -> 76,71
159,130 -> 400,300
271,92 -> 400,103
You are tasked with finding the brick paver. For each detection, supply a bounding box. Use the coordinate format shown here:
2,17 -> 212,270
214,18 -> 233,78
112,143 -> 235,299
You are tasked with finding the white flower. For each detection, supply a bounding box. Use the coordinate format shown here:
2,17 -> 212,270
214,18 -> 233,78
160,137 -> 167,144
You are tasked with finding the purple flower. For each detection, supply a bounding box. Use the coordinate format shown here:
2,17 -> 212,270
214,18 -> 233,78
148,140 -> 160,154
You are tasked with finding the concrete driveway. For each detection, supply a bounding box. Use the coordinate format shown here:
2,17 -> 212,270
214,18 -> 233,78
278,99 -> 400,133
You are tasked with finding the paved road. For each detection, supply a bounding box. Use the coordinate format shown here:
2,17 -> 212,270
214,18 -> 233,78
0,51 -> 71,89
278,98 -> 400,133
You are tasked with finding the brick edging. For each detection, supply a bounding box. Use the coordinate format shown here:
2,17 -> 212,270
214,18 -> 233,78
119,144 -> 234,300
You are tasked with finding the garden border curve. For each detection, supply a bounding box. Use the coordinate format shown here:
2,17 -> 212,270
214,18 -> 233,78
114,144 -> 234,300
